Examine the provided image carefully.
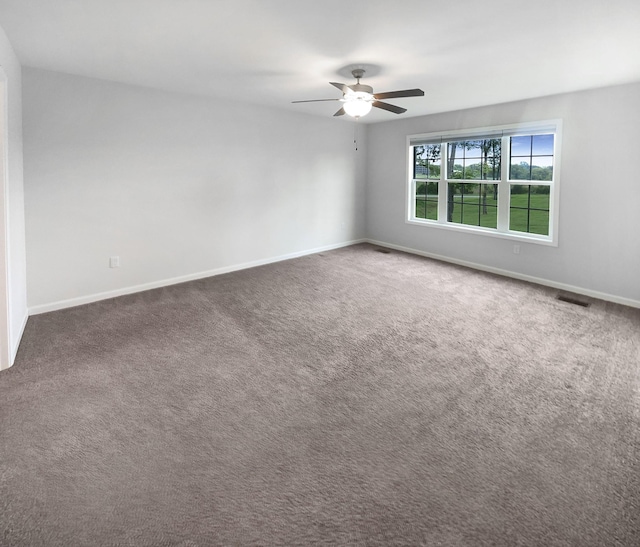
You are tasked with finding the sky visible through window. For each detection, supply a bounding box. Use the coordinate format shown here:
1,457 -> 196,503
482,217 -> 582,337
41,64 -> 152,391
415,135 -> 554,180
510,134 -> 554,168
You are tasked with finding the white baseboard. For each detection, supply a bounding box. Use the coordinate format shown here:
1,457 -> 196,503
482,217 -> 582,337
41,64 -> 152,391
27,237 -> 640,315
29,239 -> 367,315
366,239 -> 640,309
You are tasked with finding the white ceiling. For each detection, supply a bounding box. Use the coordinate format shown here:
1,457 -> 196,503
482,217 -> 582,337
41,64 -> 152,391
1,0 -> 639,123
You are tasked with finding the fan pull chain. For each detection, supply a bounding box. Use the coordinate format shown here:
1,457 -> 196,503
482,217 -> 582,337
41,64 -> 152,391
354,119 -> 358,151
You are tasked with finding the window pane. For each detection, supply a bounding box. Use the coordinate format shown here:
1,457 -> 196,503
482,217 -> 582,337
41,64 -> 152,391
510,161 -> 531,180
447,183 -> 497,229
481,139 -> 502,180
447,141 -> 479,179
416,200 -> 437,220
447,139 -> 504,180
510,136 -> 532,156
483,139 -> 501,159
448,142 -> 466,158
510,134 -> 554,181
463,160 -> 482,180
449,162 -> 463,179
531,156 -> 553,181
482,158 -> 501,180
415,181 -> 438,220
509,185 -> 550,235
463,140 -> 483,158
532,134 -> 554,156
414,144 -> 441,179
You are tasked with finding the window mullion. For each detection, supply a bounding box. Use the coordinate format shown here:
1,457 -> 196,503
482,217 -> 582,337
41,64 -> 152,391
438,145 -> 447,223
497,135 -> 510,232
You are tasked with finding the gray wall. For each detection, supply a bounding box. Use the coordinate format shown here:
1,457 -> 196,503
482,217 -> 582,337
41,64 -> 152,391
0,24 -> 28,366
19,68 -> 640,312
366,83 -> 640,305
23,68 -> 366,310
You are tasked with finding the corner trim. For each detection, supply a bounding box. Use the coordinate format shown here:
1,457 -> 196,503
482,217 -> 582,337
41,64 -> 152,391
10,310 -> 28,364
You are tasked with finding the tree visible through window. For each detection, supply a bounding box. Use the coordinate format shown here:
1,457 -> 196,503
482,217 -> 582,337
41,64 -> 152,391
413,144 -> 440,221
408,122 -> 559,243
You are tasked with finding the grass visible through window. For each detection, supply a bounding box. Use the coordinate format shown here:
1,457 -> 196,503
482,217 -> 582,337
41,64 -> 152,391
509,189 -> 550,235
415,181 -> 439,220
418,189 -> 550,234
448,184 -> 497,229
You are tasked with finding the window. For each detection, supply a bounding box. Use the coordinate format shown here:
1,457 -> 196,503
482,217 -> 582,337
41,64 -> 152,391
408,121 -> 561,244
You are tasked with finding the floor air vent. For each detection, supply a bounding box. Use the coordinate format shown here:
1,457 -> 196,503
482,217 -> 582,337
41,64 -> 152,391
556,293 -> 591,308
375,248 -> 391,254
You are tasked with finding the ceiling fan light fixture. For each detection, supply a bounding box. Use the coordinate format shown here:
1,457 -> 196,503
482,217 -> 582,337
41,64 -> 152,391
343,92 -> 373,118
292,68 -> 423,119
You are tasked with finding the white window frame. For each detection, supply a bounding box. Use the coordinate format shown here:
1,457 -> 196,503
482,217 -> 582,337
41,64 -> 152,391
406,120 -> 562,246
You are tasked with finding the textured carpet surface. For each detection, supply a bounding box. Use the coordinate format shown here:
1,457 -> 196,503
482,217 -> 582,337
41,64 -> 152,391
1,243 -> 639,546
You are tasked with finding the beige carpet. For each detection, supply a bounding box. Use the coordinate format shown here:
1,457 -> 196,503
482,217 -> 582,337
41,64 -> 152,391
1,243 -> 639,546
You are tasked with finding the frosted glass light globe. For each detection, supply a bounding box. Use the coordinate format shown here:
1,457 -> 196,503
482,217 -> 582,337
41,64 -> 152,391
343,92 -> 373,118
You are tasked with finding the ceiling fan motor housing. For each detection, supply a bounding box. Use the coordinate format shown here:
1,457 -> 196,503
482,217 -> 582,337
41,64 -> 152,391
350,69 -> 373,94
349,83 -> 373,94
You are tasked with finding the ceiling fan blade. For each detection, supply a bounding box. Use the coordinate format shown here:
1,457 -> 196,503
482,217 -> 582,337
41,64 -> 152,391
330,82 -> 349,94
373,89 -> 425,100
292,98 -> 341,103
333,107 -> 346,117
372,101 -> 407,114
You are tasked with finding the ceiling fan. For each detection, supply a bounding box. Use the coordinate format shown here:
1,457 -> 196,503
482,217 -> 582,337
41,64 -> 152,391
292,68 -> 424,119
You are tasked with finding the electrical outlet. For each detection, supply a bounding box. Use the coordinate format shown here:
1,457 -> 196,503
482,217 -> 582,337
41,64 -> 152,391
513,245 -> 520,255
109,256 -> 120,268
